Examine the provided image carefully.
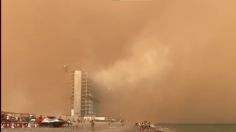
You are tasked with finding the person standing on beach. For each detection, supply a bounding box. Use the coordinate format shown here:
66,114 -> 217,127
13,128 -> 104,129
35,115 -> 43,127
120,119 -> 124,126
90,120 -> 95,128
77,119 -> 80,127
89,120 -> 95,132
66,119 -> 71,126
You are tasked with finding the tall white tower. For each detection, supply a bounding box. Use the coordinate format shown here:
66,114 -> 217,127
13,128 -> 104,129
71,70 -> 82,117
71,70 -> 95,118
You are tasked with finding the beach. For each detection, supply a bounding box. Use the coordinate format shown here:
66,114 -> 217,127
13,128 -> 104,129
2,127 -> 133,132
1,122 -> 143,132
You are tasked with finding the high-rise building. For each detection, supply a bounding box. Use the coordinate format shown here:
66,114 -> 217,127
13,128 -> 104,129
71,70 -> 96,118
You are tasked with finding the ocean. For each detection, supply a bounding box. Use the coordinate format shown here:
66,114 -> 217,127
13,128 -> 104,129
156,124 -> 236,132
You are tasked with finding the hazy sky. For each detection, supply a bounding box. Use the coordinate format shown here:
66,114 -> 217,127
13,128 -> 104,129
2,0 -> 236,123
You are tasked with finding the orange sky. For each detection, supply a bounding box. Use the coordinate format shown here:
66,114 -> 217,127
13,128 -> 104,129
2,0 -> 236,123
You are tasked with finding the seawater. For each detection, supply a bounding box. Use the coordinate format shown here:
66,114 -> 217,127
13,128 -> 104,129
156,124 -> 236,132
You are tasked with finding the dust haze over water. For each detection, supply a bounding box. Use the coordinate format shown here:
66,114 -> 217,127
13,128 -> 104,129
2,0 -> 236,123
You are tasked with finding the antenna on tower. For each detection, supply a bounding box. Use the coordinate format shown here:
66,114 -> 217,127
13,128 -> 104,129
64,65 -> 68,72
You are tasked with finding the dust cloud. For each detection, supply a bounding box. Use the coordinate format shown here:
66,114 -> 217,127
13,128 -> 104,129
2,0 -> 236,123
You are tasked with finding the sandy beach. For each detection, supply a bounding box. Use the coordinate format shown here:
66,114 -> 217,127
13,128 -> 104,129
2,127 -> 133,132
1,122 -> 140,132
1,122 -> 159,132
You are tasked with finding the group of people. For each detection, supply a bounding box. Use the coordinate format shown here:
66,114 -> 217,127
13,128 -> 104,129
65,118 -> 95,128
1,113 -> 43,128
135,121 -> 152,131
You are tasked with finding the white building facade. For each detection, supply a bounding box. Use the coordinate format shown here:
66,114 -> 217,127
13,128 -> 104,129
71,70 -> 96,118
